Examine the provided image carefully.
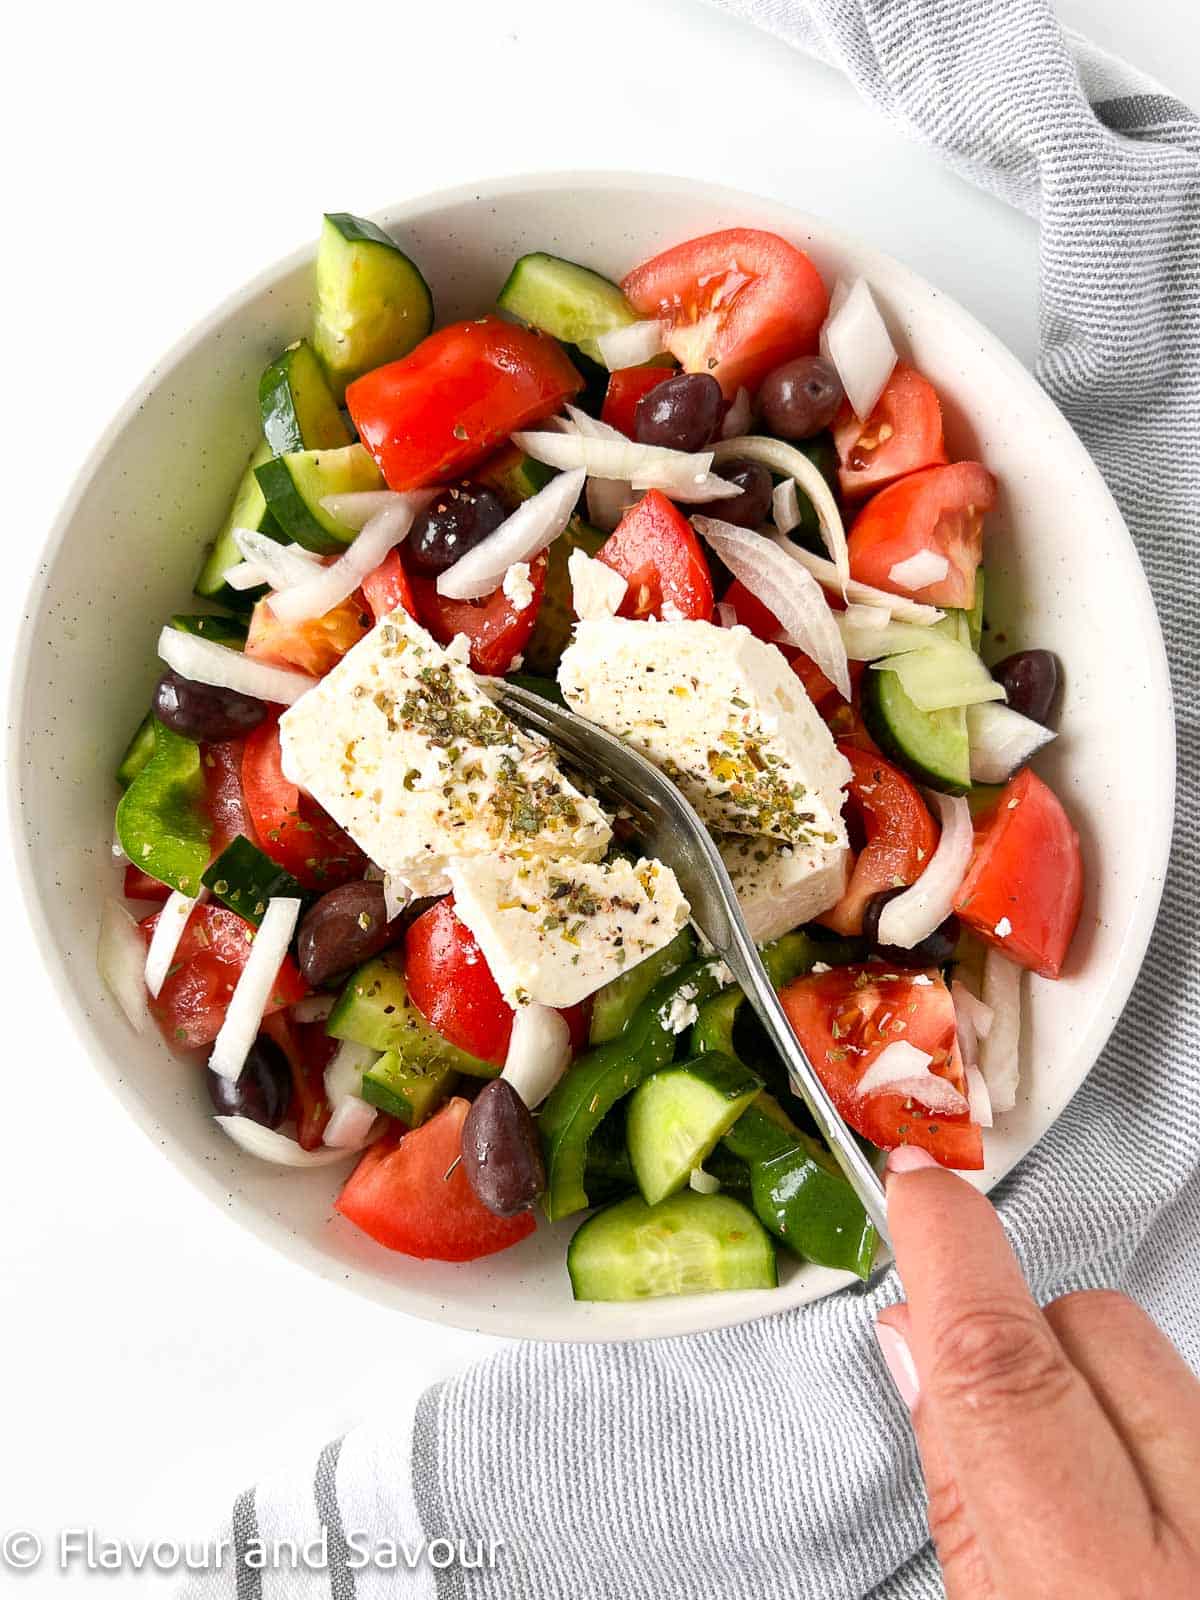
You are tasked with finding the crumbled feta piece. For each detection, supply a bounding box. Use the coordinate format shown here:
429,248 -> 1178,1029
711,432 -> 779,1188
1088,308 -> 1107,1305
911,973 -> 933,986
811,961 -> 832,975
661,983 -> 699,1034
502,562 -> 535,612
278,608 -> 611,895
445,632 -> 472,665
707,960 -> 735,987
689,1167 -> 721,1194
718,834 -> 848,943
568,549 -> 627,621
447,853 -> 690,1009
994,916 -> 1013,938
559,618 -> 850,848
660,599 -> 686,623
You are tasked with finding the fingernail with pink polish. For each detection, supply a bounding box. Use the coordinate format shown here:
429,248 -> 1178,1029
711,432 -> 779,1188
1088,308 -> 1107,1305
885,1144 -> 940,1179
874,1321 -> 921,1410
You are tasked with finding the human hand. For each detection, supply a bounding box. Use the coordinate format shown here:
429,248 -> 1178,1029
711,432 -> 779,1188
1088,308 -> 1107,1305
874,1145 -> 1200,1599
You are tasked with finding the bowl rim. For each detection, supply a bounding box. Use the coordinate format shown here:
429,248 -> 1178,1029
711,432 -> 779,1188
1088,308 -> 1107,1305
8,169 -> 1176,1341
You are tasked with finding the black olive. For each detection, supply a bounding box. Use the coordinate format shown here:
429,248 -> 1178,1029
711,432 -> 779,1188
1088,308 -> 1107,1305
758,356 -> 844,440
862,887 -> 960,968
991,650 -> 1060,727
693,460 -> 773,528
207,1034 -> 292,1128
460,1079 -> 545,1216
153,669 -> 267,743
406,482 -> 509,577
296,880 -> 399,988
634,373 -> 724,453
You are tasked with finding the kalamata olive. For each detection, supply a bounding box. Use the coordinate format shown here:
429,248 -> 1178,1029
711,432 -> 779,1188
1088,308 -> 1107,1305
634,373 -> 724,453
152,668 -> 267,742
207,1035 -> 292,1128
862,887 -> 960,969
693,459 -> 773,528
296,880 -> 398,988
461,1079 -> 545,1217
991,649 -> 1060,727
759,356 -> 844,441
406,481 -> 508,577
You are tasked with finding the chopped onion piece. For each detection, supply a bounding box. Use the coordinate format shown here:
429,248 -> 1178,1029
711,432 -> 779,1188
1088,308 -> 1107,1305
596,319 -> 667,370
502,1003 -> 571,1108
563,405 -> 626,442
98,899 -> 151,1033
720,387 -> 752,441
772,477 -> 801,534
318,489 -> 408,531
158,627 -> 315,707
145,888 -> 204,999
693,517 -> 851,699
855,1041 -> 970,1115
269,494 -> 433,625
955,998 -> 979,1071
716,601 -> 738,628
839,614 -> 951,662
844,602 -> 891,630
325,1038 -> 378,1109
512,430 -> 738,503
877,794 -> 973,949
231,529 -> 322,591
888,550 -> 950,591
967,702 -> 1056,784
569,548 -> 627,621
876,641 -> 1006,712
383,872 -> 410,925
223,560 -> 267,592
979,949 -> 1021,1114
215,1116 -> 366,1167
209,897 -> 303,1081
716,436 -> 849,587
822,278 -> 897,420
965,1065 -> 994,1128
291,993 -> 335,1024
689,1167 -> 721,1194
323,1095 -> 378,1150
769,532 -> 943,625
437,468 -> 586,600
952,978 -> 994,1041
819,279 -> 850,361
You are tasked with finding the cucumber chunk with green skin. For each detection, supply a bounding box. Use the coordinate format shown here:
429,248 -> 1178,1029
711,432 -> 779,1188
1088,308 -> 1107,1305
260,339 -> 352,455
627,1052 -> 763,1205
329,956 -> 499,1078
497,252 -> 639,365
313,213 -> 434,397
255,443 -> 385,553
194,442 -> 285,611
589,927 -> 696,1045
361,1051 -> 457,1127
703,1144 -> 752,1193
861,613 -> 972,795
201,835 -> 303,925
169,613 -> 248,648
567,1191 -> 777,1301
116,713 -> 156,789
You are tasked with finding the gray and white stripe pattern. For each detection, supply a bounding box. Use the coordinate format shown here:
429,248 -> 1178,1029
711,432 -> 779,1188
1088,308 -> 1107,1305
181,3 -> 1200,1595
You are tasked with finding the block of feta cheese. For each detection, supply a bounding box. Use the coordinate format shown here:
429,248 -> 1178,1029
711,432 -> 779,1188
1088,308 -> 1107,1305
558,618 -> 850,849
278,609 -> 611,896
717,834 -> 849,944
446,853 -> 690,1009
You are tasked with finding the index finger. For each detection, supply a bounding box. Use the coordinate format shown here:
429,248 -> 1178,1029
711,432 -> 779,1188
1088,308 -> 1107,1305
885,1150 -> 1152,1586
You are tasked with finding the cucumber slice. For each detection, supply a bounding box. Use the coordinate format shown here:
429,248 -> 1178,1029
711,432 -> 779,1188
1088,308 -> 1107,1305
567,1191 -> 777,1301
361,1051 -> 457,1127
627,1052 -> 763,1205
329,956 -> 498,1078
255,443 -> 384,553
313,213 -> 433,396
497,252 -> 638,365
194,442 -> 285,610
201,835 -> 303,925
259,339 -> 352,455
589,927 -> 696,1044
116,713 -> 156,789
861,613 -> 972,795
169,613 -> 248,648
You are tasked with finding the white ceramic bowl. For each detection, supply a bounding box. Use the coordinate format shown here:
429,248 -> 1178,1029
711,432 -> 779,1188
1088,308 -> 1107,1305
10,173 -> 1174,1342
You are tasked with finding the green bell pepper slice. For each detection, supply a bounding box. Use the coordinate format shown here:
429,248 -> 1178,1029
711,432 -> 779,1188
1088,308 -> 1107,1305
115,720 -> 211,896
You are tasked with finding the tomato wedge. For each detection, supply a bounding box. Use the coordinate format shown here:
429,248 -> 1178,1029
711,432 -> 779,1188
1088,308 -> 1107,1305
954,768 -> 1083,979
124,864 -> 170,904
408,550 -> 547,676
336,1098 -> 537,1260
820,744 -> 938,936
245,592 -> 370,677
622,229 -> 828,398
597,490 -> 714,621
601,365 -> 673,437
361,549 -> 418,624
346,316 -> 582,490
833,364 -> 947,499
241,713 -> 365,890
139,903 -> 307,1049
260,1010 -> 334,1150
847,461 -> 996,609
203,738 -> 255,856
781,966 -> 983,1169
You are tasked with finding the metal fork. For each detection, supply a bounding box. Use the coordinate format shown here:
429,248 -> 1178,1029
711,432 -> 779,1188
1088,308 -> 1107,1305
495,681 -> 892,1249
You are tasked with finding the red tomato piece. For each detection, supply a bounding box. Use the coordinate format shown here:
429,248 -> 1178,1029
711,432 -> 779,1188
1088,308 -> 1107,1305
241,714 -> 365,890
597,490 -> 714,621
622,228 -> 829,399
336,1098 -> 536,1260
408,551 -> 547,676
847,461 -> 996,609
202,738 -> 255,856
139,903 -> 307,1050
820,745 -> 939,936
361,550 -> 418,625
260,1010 -> 334,1150
781,966 -> 983,1169
245,592 -> 370,677
124,865 -> 170,903
832,364 -> 947,499
821,662 -> 881,754
601,365 -> 672,438
346,317 -> 582,490
954,768 -> 1082,979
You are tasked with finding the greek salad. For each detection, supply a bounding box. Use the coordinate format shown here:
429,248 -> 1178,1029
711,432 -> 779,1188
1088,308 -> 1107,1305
99,213 -> 1083,1303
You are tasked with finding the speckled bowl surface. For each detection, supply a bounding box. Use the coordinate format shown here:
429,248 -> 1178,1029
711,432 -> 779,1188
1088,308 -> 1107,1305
9,173 -> 1174,1340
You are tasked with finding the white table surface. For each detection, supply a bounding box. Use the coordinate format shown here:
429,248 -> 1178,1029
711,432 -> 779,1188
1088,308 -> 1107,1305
2,0 -> 1195,1588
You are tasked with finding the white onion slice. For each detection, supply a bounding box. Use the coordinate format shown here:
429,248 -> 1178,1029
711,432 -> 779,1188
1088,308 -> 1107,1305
323,1095 -> 378,1150
145,888 -> 204,999
717,436 -> 849,587
819,279 -> 850,360
768,532 -> 943,625
839,614 -> 950,662
319,489 -> 407,531
693,517 -> 851,700
822,278 -> 897,420
568,548 -> 627,620
502,1004 -> 572,1108
291,993 -> 335,1024
952,978 -> 994,1041
222,560 -> 268,592
877,794 -> 973,949
97,899 -> 151,1033
231,529 -> 322,592
720,387 -> 752,440
563,404 -> 626,442
268,493 -> 433,625
158,627 -> 316,706
215,1116 -> 366,1167
689,1167 -> 722,1194
324,1038 -> 378,1109
596,320 -> 666,370
437,468 -> 586,600
888,550 -> 950,591
844,602 -> 891,631
855,1041 -> 970,1116
772,477 -> 801,535
967,702 -> 1056,784
978,949 -> 1022,1114
965,1065 -> 994,1128
955,995 -> 979,1071
716,601 -> 738,628
383,872 -> 411,926
512,430 -> 738,503
209,897 -> 303,1081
